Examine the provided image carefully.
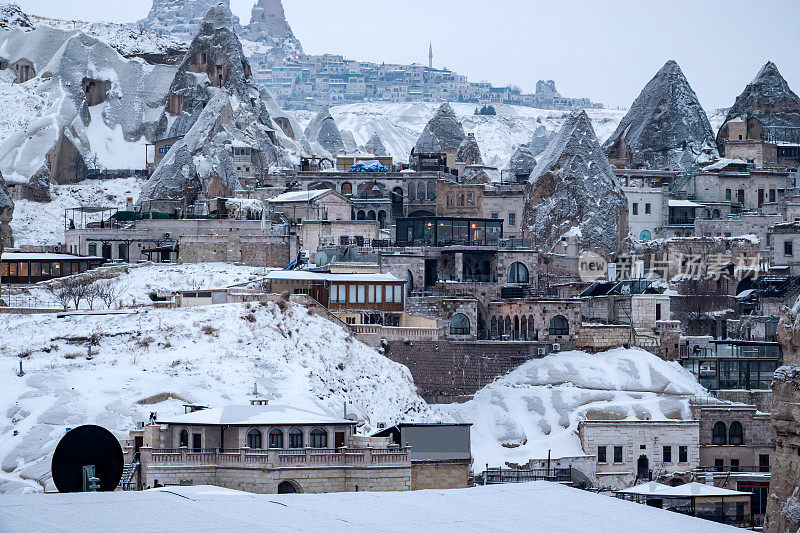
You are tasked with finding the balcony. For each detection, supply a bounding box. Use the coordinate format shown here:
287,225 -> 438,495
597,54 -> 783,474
141,446 -> 411,468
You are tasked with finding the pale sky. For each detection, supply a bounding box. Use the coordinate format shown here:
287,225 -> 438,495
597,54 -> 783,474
13,0 -> 800,110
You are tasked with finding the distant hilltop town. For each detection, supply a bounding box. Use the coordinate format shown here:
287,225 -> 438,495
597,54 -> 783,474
140,0 -> 601,111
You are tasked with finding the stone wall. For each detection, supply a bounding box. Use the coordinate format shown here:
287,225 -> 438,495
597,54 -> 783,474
179,232 -> 291,267
410,461 -> 470,490
383,340 -> 543,401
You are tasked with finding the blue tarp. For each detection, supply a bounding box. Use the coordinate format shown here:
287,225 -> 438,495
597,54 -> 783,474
349,160 -> 389,173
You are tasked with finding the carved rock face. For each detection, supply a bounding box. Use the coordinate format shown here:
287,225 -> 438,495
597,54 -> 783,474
0,178 -> 13,251
415,103 -> 466,155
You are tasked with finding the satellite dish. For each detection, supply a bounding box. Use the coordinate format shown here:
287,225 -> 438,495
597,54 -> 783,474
315,250 -> 329,266
51,425 -> 124,493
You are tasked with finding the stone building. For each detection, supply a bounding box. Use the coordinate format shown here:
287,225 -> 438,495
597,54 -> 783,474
178,231 -> 291,267
579,419 -> 700,490
267,188 -> 352,225
122,403 -> 416,494
691,402 -> 774,473
622,186 -> 668,242
299,220 -> 381,257
690,161 -> 793,212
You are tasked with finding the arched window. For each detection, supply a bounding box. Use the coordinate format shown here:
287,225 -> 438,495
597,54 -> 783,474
341,183 -> 352,195
288,427 -> 303,448
504,316 -> 512,337
408,185 -> 415,201
247,428 -> 263,449
513,315 -> 520,340
521,315 -> 528,340
367,210 -> 376,220
712,209 -> 721,219
490,316 -> 497,336
417,182 -> 425,201
278,480 -> 300,494
450,313 -> 470,335
378,211 -> 387,229
528,314 -> 536,340
447,194 -> 454,207
639,230 -> 652,242
269,428 -> 284,449
497,316 -> 505,336
356,210 -> 366,220
179,429 -> 189,448
549,315 -> 569,336
712,422 -> 727,445
702,208 -> 711,219
729,421 -> 744,445
507,262 -> 529,283
310,427 -> 328,448
427,182 -> 436,200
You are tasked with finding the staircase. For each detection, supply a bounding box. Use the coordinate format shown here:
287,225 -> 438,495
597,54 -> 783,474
117,454 -> 140,491
669,164 -> 699,194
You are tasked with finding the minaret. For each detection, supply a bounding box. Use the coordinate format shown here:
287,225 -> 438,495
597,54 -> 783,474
428,42 -> 433,69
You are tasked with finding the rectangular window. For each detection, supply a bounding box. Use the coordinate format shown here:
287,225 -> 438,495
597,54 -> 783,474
663,445 -> 672,463
349,284 -> 357,303
715,458 -> 724,471
339,285 -> 346,303
656,304 -> 662,321
597,446 -> 607,463
88,243 -> 97,256
613,446 -> 623,463
725,189 -> 732,201
679,445 -> 688,463
385,285 -> 393,303
345,317 -> 356,325
330,285 -> 338,303
730,458 -> 740,472
508,212 -> 516,226
785,241 -> 793,257
394,285 -> 401,303
645,203 -> 651,214
368,285 -> 375,303
376,284 -> 382,303
357,285 -> 365,303
759,454 -> 770,472
491,212 -> 499,219
632,203 -> 639,215
770,189 -> 776,203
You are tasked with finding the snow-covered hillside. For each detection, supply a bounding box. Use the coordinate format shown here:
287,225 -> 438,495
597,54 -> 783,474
436,348 -> 709,467
10,177 -> 144,246
295,102 -> 628,167
0,299 -> 435,493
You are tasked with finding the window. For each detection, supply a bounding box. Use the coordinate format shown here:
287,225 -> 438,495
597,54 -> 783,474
310,427 -> 328,448
288,428 -> 303,448
394,285 -> 401,303
247,428 -> 263,449
375,284 -> 382,303
179,429 -> 189,448
597,446 -> 607,463
655,303 -> 662,321
712,422 -> 727,445
730,459 -> 740,472
725,189 -> 732,201
613,446 -> 623,463
785,241 -> 793,257
632,203 -> 639,215
368,285 -> 375,303
759,454 -> 770,472
678,445 -> 688,463
269,428 -> 284,449
491,212 -> 499,219
339,285 -> 346,303
88,243 -> 97,256
330,285 -> 339,303
345,317 -> 356,325
385,285 -> 394,303
508,212 -> 516,227
663,445 -> 672,463
639,230 -> 652,242
507,262 -> 529,284
467,192 -> 474,206
770,189 -> 776,203
549,315 -> 569,336
645,203 -> 651,214
715,458 -> 724,471
457,194 -> 464,207
450,313 -> 470,335
357,285 -> 365,303
349,284 -> 357,303
729,421 -> 743,445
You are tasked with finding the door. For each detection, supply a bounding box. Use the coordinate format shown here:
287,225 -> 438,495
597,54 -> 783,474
758,189 -> 764,206
424,260 -> 437,287
637,455 -> 649,480
192,433 -> 202,452
134,436 -> 143,452
737,189 -> 745,205
335,431 -> 346,449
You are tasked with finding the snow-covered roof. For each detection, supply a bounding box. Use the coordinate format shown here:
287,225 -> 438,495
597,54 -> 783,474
266,270 -> 402,283
1,252 -> 103,261
267,189 -> 335,203
703,158 -> 747,171
668,199 -> 702,208
617,481 -> 749,498
156,404 -> 353,426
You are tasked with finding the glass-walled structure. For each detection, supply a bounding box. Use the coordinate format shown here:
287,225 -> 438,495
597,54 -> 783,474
680,340 -> 782,390
396,217 -> 503,246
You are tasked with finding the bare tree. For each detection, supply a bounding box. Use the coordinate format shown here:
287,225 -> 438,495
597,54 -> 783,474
95,277 -> 129,309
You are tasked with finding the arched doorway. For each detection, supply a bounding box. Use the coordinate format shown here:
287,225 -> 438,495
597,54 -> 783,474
278,480 -> 301,494
637,455 -> 649,480
377,210 -> 387,229
391,187 -> 404,219
407,270 -> 414,295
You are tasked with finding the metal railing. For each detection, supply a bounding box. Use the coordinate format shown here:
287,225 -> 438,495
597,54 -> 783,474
478,467 -> 572,484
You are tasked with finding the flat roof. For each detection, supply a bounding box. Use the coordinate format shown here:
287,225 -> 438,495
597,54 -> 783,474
1,253 -> 104,261
616,481 -> 748,498
156,404 -> 354,426
668,199 -> 703,208
266,270 -> 402,283
267,189 -> 334,203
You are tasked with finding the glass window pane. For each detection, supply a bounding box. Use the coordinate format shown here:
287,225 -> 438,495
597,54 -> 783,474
349,285 -> 357,303
385,285 -> 393,303
358,285 -> 365,303
376,284 -> 382,303
330,285 -> 337,302
438,220 -> 452,244
394,285 -> 401,303
368,285 -> 375,303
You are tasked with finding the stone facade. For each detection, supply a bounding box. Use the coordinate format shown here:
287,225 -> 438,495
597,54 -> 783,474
579,420 -> 700,490
482,186 -> 525,239
300,220 -> 380,256
691,403 -> 775,472
410,461 -> 470,490
179,231 -> 292,267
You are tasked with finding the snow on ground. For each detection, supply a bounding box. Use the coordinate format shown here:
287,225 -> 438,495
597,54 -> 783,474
0,482 -> 740,532
295,102 -> 628,167
0,299 -> 436,493
23,263 -> 266,309
0,73 -> 48,145
435,348 -> 709,467
9,176 -> 144,246
85,107 -> 147,170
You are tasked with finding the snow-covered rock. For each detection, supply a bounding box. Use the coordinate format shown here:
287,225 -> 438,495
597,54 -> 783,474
414,103 -> 466,155
0,2 -> 33,32
140,0 -> 240,39
436,348 -> 708,467
0,298 -> 435,493
529,124 -> 553,157
0,26 -> 176,191
717,61 -> 800,152
456,132 -> 482,165
305,107 -> 345,157
603,60 -> 716,170
241,0 -> 303,62
535,79 -> 560,98
508,144 -> 536,177
340,129 -> 359,153
524,111 -> 629,255
0,174 -> 12,250
364,132 -> 388,157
